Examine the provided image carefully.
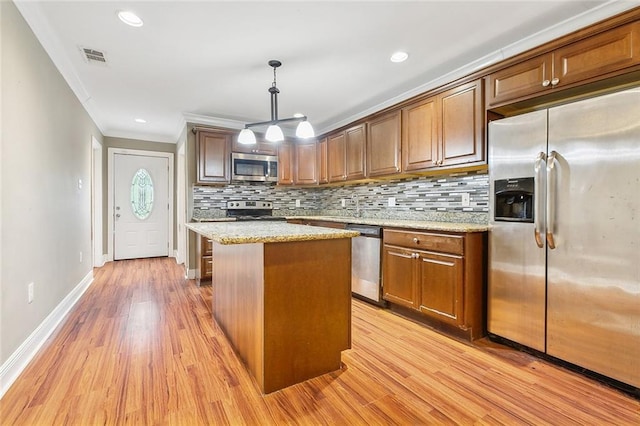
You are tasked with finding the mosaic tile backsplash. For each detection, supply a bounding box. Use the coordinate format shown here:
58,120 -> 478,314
192,170 -> 489,224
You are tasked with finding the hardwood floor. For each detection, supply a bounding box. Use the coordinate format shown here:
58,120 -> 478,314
1,258 -> 638,425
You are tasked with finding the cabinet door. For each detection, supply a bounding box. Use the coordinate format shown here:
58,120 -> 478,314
417,251 -> 463,325
345,124 -> 366,180
278,142 -> 294,185
317,137 -> 328,184
440,79 -> 484,167
294,141 -> 318,185
402,96 -> 438,171
486,53 -> 552,107
367,111 -> 401,177
382,245 -> 417,309
197,131 -> 231,183
328,132 -> 346,182
553,21 -> 640,88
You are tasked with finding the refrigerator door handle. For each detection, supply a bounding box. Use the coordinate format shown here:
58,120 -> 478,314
534,151 -> 546,248
546,150 -> 558,249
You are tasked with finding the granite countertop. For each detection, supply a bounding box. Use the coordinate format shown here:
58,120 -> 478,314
186,222 -> 359,245
286,216 -> 488,233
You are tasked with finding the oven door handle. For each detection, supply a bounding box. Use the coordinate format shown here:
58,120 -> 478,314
534,151 -> 546,248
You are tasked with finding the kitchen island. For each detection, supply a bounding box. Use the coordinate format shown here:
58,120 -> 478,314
186,222 -> 359,394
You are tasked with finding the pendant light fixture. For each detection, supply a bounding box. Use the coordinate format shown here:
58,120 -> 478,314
238,60 -> 315,144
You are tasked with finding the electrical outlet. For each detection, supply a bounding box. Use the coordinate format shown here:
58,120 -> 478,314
461,193 -> 470,207
295,199 -> 301,207
388,197 -> 396,207
28,282 -> 34,304
79,251 -> 83,263
341,199 -> 346,207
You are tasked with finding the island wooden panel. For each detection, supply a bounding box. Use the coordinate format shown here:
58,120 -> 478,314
213,238 -> 352,394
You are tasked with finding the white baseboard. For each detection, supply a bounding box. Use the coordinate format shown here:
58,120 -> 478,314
0,269 -> 94,398
186,268 -> 196,280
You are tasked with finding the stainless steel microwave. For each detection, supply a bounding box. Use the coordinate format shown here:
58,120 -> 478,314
231,152 -> 278,182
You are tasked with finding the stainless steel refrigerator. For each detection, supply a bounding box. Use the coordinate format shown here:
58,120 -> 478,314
488,86 -> 640,389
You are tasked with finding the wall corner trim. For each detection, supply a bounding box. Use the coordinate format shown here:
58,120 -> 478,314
0,270 -> 95,399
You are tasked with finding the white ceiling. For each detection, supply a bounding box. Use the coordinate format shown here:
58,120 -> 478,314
15,1 -> 640,144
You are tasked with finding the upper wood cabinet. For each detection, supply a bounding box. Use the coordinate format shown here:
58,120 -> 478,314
327,132 -> 346,182
402,96 -> 438,172
277,142 -> 294,185
367,111 -> 401,177
345,124 -> 366,180
317,137 -> 328,184
439,80 -> 484,167
294,141 -> 318,185
196,130 -> 231,184
402,79 -> 484,172
232,138 -> 278,156
488,21 -> 640,107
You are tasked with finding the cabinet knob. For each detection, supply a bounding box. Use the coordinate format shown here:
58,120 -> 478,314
542,79 -> 551,87
551,78 -> 560,86
412,253 -> 420,259
413,237 -> 419,243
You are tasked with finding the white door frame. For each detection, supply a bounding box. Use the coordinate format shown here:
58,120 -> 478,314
107,147 -> 174,262
92,136 -> 104,267
176,143 -> 186,265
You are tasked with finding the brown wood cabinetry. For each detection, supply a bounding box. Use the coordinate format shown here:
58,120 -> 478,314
346,124 -> 366,180
232,138 -> 278,156
382,228 -> 486,340
277,142 -> 294,185
402,96 -> 438,171
367,111 -> 401,177
196,130 -> 232,184
294,141 -> 318,185
488,21 -> 640,107
402,79 -> 484,172
439,80 -> 484,167
327,132 -> 346,182
196,235 -> 213,285
317,137 -> 328,184
327,124 -> 367,182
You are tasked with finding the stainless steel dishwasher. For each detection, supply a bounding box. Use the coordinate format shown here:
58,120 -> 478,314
345,224 -> 384,306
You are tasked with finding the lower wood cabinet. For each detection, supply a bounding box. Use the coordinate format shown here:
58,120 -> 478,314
197,235 -> 213,285
383,228 -> 486,340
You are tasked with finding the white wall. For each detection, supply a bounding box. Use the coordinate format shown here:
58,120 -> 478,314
1,0 -> 102,368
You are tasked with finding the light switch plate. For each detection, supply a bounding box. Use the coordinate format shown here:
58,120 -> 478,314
295,199 -> 301,207
388,197 -> 396,207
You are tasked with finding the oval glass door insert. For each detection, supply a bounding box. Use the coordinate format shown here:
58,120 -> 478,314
131,168 -> 154,220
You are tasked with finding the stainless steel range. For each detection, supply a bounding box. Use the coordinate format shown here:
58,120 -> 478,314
226,200 -> 286,221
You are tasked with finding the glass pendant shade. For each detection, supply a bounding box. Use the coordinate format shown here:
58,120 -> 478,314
238,128 -> 256,145
265,124 -> 284,142
295,120 -> 315,138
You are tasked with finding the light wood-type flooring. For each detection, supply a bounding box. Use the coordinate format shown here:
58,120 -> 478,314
1,258 -> 638,425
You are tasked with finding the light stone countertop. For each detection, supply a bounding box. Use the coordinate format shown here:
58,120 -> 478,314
286,216 -> 489,233
186,221 -> 359,245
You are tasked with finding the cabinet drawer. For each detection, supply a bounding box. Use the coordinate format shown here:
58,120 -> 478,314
383,229 -> 463,255
202,255 -> 213,278
202,236 -> 213,256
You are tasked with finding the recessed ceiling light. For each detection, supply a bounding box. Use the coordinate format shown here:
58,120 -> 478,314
390,51 -> 409,63
118,11 -> 144,27
134,118 -> 147,123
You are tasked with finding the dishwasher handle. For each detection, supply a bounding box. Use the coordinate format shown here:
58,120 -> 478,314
345,224 -> 382,238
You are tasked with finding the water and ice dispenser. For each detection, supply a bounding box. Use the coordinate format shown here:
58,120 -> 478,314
493,177 -> 534,222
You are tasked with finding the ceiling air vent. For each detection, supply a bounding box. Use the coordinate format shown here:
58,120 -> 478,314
79,47 -> 108,66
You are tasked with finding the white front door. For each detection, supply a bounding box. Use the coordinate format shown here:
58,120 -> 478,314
114,153 -> 169,260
